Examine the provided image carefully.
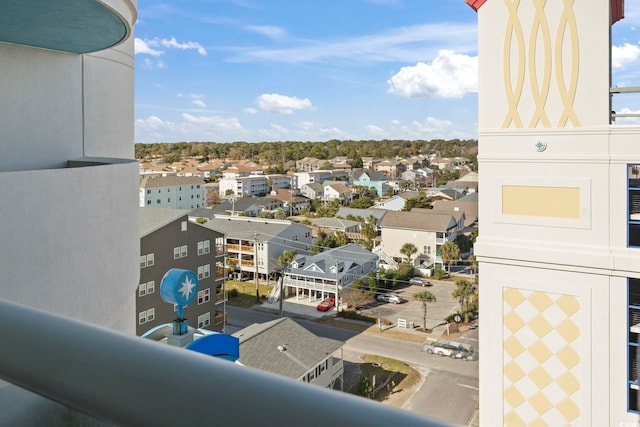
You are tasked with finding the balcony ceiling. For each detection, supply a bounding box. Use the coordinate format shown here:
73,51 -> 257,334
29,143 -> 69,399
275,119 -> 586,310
0,0 -> 127,54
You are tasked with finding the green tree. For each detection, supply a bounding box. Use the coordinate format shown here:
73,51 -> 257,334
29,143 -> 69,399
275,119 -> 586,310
451,279 -> 477,322
402,191 -> 432,211
277,249 -> 298,268
350,195 -> 374,209
440,241 -> 460,275
413,290 -> 437,330
399,242 -> 418,265
468,254 -> 478,283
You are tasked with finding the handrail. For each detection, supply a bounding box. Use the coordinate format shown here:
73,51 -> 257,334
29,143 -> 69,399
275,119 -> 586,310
611,86 -> 640,121
0,298 -> 449,427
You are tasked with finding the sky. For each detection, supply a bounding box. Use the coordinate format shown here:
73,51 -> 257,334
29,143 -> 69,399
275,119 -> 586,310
134,0 -> 640,144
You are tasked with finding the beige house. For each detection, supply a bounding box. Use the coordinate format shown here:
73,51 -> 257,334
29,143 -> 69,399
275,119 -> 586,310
378,210 -> 460,268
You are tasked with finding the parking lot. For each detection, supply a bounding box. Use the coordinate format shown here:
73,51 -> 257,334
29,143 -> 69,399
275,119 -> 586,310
361,280 -> 463,330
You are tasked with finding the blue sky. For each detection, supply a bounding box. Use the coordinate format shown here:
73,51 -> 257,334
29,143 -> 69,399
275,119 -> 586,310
134,0 -> 640,144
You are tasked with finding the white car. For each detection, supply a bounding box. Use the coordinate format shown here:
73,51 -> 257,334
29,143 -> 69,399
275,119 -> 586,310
409,277 -> 432,287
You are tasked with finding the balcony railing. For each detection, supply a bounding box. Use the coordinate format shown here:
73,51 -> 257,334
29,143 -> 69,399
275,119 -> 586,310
214,312 -> 227,325
215,244 -> 226,256
0,298 -> 449,427
611,86 -> 640,123
215,290 -> 228,303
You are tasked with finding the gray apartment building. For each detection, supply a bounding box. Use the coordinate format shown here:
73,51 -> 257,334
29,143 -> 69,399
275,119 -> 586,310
138,208 -> 227,336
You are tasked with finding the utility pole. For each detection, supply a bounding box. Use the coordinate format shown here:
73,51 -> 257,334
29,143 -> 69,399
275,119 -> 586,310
335,259 -> 340,313
254,231 -> 260,303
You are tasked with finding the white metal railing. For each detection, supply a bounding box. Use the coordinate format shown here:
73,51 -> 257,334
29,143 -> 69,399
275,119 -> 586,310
0,298 -> 450,427
611,86 -> 640,122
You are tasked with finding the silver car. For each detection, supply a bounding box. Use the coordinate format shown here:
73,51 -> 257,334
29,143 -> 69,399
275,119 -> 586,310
376,292 -> 406,304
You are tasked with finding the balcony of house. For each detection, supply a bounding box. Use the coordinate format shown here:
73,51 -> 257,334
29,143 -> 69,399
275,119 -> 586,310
215,244 -> 226,257
226,241 -> 254,253
283,276 -> 338,294
215,290 -> 228,304
0,298 -> 447,427
214,311 -> 227,325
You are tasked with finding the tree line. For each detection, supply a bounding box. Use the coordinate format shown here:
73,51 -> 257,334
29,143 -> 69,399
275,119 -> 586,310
135,139 -> 478,171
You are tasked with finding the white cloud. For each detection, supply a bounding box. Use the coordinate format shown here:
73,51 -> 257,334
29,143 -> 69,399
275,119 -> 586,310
228,23 -> 478,64
192,99 -> 207,108
135,38 -> 163,56
612,43 -> 640,68
412,117 -> 454,133
245,25 -> 286,40
365,125 -> 385,136
136,37 -> 207,56
258,124 -> 290,139
243,107 -> 258,114
182,114 -> 243,130
256,93 -> 313,114
160,37 -> 207,56
296,121 -> 315,130
319,127 -> 350,139
387,50 -> 478,98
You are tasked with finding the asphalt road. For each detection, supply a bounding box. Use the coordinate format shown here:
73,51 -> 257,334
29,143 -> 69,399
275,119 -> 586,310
225,305 -> 479,426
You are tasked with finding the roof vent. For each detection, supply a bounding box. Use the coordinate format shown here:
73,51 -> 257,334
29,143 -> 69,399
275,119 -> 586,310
277,344 -> 287,352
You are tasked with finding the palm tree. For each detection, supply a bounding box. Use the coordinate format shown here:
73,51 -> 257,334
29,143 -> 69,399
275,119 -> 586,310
413,290 -> 436,330
400,242 -> 418,265
452,279 -> 474,311
440,241 -> 460,275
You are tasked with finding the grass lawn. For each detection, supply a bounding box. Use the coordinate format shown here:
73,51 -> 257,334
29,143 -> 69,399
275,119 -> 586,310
225,281 -> 274,308
349,354 -> 421,407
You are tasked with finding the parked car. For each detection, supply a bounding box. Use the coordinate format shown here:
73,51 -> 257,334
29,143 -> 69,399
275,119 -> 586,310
409,277 -> 432,287
376,292 -> 406,304
316,297 -> 335,312
424,340 -> 476,360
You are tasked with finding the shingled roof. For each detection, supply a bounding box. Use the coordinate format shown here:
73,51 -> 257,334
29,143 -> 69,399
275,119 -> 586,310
234,317 -> 343,379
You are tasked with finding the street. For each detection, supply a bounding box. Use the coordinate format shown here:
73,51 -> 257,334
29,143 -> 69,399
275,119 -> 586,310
225,304 -> 479,426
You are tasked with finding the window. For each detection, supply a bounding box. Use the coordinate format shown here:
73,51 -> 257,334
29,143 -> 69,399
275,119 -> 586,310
181,221 -> 187,231
181,245 -> 188,257
156,199 -> 160,204
168,198 -> 171,203
138,308 -> 155,325
140,253 -> 154,268
146,189 -> 151,194
198,240 -> 210,255
198,312 -> 211,328
147,200 -> 151,205
198,264 -> 210,279
158,189 -> 161,193
138,281 -> 155,297
629,164 -> 640,247
629,278 -> 640,412
174,247 -> 181,259
198,288 -> 211,304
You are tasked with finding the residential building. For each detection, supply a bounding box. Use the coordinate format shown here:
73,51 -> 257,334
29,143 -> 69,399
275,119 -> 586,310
139,208 -> 227,336
372,191 -> 420,211
282,244 -> 378,302
202,216 -> 313,282
310,217 -> 361,235
374,159 -> 406,178
139,175 -> 206,209
431,193 -> 478,231
234,317 -> 344,389
211,196 -> 283,217
0,1 -> 139,423
265,173 -> 295,190
470,1 -> 636,425
266,189 -> 311,215
218,174 -> 269,197
323,182 -> 352,203
300,182 -> 325,200
378,210 -> 459,267
352,170 -> 390,197
296,157 -> 325,172
294,170 -> 333,189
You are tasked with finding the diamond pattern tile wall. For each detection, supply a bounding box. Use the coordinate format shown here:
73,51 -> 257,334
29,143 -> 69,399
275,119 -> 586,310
503,288 -> 581,426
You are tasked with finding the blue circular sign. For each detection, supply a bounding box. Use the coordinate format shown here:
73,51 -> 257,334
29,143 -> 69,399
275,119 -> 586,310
160,268 -> 199,307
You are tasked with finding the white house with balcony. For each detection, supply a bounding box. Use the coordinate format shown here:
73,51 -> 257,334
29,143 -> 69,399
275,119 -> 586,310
282,244 -> 378,303
218,175 -> 269,197
202,215 -> 313,282
294,170 -> 333,189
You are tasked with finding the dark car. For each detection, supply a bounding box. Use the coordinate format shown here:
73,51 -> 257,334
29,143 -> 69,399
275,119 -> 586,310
376,292 -> 406,304
316,297 -> 335,312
